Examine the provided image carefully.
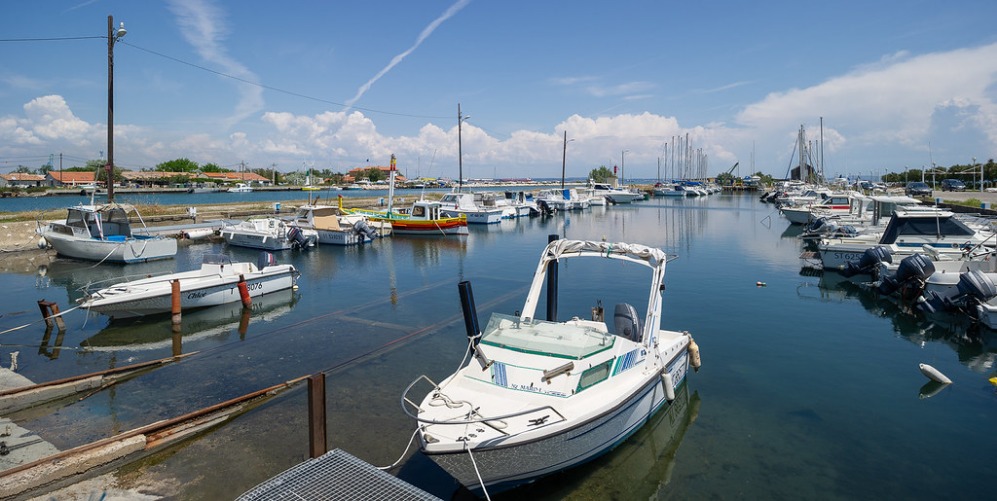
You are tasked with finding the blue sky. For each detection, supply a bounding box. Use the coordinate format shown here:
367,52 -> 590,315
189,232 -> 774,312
1,0 -> 995,181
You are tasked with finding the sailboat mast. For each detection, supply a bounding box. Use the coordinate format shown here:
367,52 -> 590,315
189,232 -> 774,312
387,154 -> 397,215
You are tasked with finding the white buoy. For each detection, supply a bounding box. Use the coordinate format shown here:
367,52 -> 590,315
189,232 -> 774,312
919,363 -> 952,384
661,372 -> 675,401
37,236 -> 48,249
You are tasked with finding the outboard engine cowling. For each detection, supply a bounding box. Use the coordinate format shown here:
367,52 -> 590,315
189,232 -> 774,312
841,246 -> 893,278
957,269 -> 997,302
353,220 -> 378,240
613,303 -> 642,342
920,269 -> 997,315
287,226 -> 312,249
878,253 -> 935,296
257,251 -> 277,270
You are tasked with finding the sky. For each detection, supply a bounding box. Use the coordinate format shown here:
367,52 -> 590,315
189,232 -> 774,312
1,0 -> 996,181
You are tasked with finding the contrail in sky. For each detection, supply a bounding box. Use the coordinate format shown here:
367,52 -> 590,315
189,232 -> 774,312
345,0 -> 471,109
168,0 -> 264,127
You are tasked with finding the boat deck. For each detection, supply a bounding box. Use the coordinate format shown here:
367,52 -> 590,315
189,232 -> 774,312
236,448 -> 440,501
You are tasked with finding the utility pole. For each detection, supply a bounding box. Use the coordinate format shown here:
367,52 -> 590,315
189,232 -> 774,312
106,15 -> 126,203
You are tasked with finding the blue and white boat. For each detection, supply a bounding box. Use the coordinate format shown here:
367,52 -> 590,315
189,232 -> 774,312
438,192 -> 505,224
817,209 -> 996,271
402,238 -> 701,495
38,203 -> 177,264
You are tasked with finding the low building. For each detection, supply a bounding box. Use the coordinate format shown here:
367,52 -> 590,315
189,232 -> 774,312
0,173 -> 49,188
120,171 -> 196,188
47,171 -> 96,187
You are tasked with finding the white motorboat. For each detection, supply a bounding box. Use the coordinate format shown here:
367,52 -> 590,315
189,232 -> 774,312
817,209 -> 996,271
221,217 -> 318,250
653,182 -> 686,197
228,183 -> 254,193
78,253 -> 298,318
591,182 -> 644,204
535,189 -> 574,211
438,192 -> 505,224
290,204 -> 390,245
493,191 -> 537,217
781,192 -> 861,225
402,238 -> 701,495
37,203 -> 177,264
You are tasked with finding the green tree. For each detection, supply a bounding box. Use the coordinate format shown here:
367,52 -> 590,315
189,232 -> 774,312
716,172 -> 736,186
361,167 -> 386,182
157,158 -> 199,172
588,165 -> 613,183
200,163 -> 224,173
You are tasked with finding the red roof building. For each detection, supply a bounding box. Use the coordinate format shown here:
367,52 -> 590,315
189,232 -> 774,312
47,171 -> 97,187
0,173 -> 49,188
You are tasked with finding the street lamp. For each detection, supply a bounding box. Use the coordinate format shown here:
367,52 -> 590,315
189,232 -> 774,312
976,156 -> 982,193
107,15 -> 126,202
457,103 -> 470,192
560,131 -> 574,189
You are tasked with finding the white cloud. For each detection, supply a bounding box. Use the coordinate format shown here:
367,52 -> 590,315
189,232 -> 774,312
167,0 -> 264,128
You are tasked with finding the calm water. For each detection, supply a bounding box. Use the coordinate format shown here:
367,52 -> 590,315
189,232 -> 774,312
1,192 -> 993,500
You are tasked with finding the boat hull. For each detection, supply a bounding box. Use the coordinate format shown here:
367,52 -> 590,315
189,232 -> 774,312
390,220 -> 468,235
83,264 -> 297,318
43,228 -> 177,263
424,351 -> 689,494
440,209 -> 503,224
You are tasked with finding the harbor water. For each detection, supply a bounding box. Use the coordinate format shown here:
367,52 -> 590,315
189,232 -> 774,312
0,192 -> 993,499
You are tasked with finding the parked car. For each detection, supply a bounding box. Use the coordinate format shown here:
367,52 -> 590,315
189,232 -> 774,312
905,181 -> 932,197
941,179 -> 966,191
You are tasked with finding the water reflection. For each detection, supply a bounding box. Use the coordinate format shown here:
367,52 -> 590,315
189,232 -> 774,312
80,289 -> 299,354
498,382 -> 700,500
817,270 -> 997,374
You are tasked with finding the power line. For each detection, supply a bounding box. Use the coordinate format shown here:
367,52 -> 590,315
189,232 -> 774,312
121,41 -> 451,120
0,36 -> 104,42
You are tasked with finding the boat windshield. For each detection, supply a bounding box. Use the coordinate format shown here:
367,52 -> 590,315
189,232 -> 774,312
479,313 -> 614,360
879,214 -> 975,244
202,254 -> 233,266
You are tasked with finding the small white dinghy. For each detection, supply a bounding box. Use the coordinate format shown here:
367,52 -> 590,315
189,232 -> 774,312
402,238 -> 701,495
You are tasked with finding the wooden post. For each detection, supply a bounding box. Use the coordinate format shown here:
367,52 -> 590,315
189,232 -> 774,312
48,302 -> 66,331
37,300 -> 53,329
37,300 -> 65,331
171,280 -> 182,331
307,373 -> 327,458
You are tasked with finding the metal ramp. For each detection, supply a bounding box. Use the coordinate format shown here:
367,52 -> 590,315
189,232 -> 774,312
237,448 -> 440,501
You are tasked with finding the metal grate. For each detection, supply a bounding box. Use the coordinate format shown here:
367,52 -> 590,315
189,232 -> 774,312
237,448 -> 441,501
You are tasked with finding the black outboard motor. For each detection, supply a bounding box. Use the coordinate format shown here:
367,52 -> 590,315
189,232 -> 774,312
257,251 -> 276,270
353,220 -> 378,240
841,246 -> 892,278
877,253 -> 935,297
537,200 -> 555,217
806,216 -> 830,234
919,269 -> 997,315
613,303 -> 642,342
287,226 -> 314,249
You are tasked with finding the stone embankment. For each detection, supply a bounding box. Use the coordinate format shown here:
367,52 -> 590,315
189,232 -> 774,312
0,196 -> 395,264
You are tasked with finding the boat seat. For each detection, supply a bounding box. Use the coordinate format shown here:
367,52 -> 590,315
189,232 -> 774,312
613,303 -> 642,342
